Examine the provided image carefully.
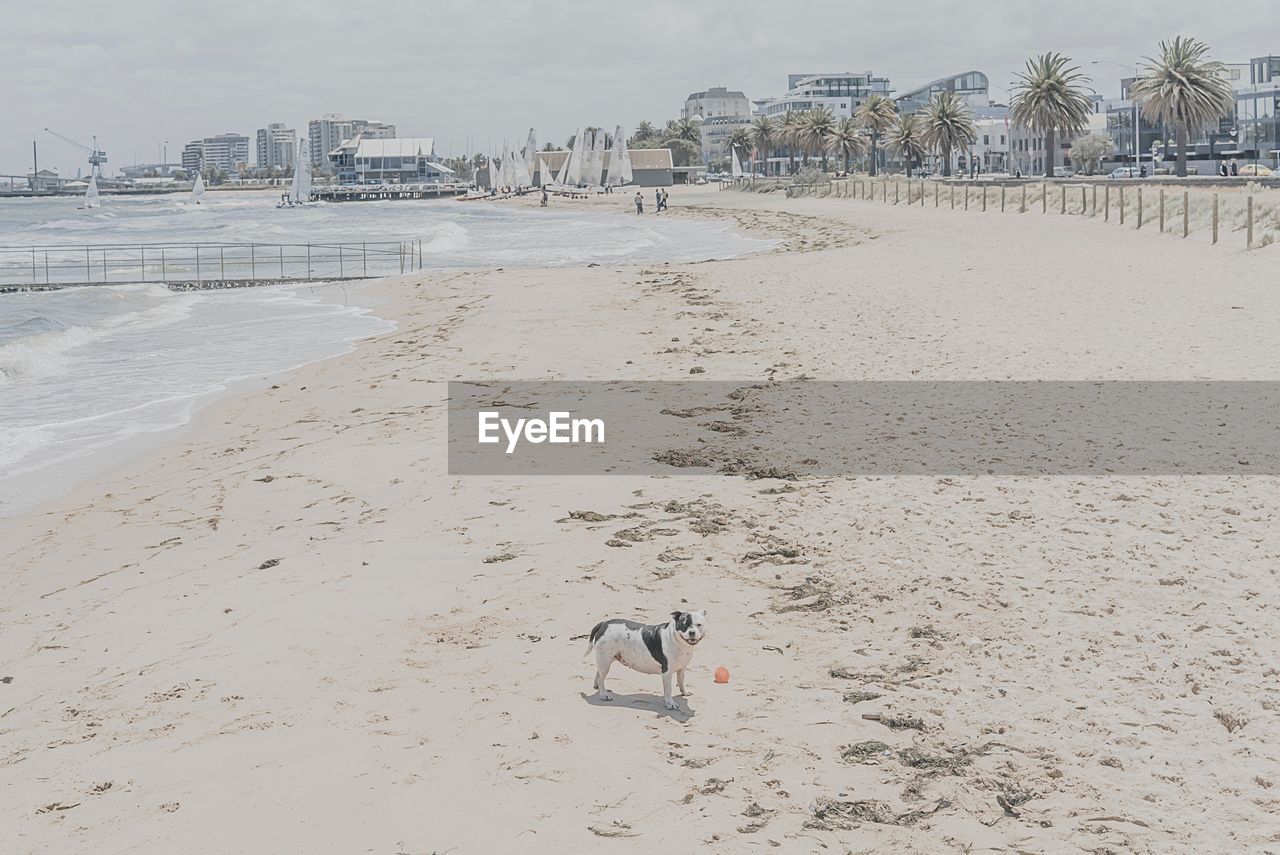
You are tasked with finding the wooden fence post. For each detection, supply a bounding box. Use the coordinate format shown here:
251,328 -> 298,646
1182,191 -> 1188,239
1001,185 -> 1006,212
1212,193 -> 1219,244
951,184 -> 955,209
1104,184 -> 1110,221
1137,188 -> 1143,229
1119,186 -> 1125,224
894,180 -> 899,205
1042,183 -> 1047,213
1159,188 -> 1165,233
1060,185 -> 1066,214
1081,185 -> 1087,215
1091,184 -> 1097,217
1247,195 -> 1254,248
965,185 -> 970,210
982,186 -> 987,211
1021,184 -> 1027,213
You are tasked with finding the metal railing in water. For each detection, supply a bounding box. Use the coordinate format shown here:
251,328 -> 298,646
0,240 -> 426,292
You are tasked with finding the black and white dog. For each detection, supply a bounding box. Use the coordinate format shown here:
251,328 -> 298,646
586,610 -> 707,710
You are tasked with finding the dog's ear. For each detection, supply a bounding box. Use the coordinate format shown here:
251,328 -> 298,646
670,610 -> 685,622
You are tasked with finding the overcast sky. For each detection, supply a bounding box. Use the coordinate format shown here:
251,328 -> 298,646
2,0 -> 1271,176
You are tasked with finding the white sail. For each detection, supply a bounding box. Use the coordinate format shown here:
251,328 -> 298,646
555,149 -> 571,185
565,128 -> 584,185
540,155 -> 556,187
586,128 -> 606,186
491,156 -> 502,189
290,138 -> 311,202
192,173 -> 206,203
524,129 -> 538,182
608,125 -> 632,186
84,175 -> 100,208
512,146 -> 531,189
731,147 -> 744,178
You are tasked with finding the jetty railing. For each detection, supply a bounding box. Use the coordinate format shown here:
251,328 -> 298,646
0,239 -> 426,292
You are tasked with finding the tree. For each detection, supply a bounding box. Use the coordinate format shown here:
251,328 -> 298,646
1010,52 -> 1093,178
826,116 -> 867,173
780,111 -> 805,174
856,94 -> 898,176
802,107 -> 838,171
1129,36 -> 1235,178
631,121 -> 657,144
749,115 -> 775,176
1068,133 -> 1113,175
726,128 -> 752,173
922,91 -> 978,177
887,113 -> 928,176
663,138 -> 700,168
666,118 -> 701,144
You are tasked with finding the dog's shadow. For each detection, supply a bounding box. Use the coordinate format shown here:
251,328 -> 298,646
580,691 -> 695,722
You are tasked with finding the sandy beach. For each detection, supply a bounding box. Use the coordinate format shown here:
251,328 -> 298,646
3,186 -> 1279,853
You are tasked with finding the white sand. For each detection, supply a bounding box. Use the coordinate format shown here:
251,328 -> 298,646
2,186 -> 1278,853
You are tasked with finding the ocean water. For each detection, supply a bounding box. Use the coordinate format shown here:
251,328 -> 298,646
0,191 -> 770,516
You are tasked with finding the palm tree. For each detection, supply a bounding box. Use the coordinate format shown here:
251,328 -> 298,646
631,120 -> 657,144
1129,36 -> 1235,178
856,94 -> 898,176
780,111 -> 804,174
802,107 -> 838,171
1010,53 -> 1093,178
826,116 -> 867,173
726,128 -> 752,174
749,115 -> 775,176
887,113 -> 928,176
922,91 -> 978,177
666,118 -> 701,144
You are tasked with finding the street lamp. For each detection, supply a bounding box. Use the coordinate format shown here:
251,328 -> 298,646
1091,61 -> 1141,174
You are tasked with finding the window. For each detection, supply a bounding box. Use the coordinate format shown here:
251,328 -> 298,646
983,135 -> 989,145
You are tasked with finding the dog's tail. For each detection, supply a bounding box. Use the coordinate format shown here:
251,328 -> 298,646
585,620 -> 607,656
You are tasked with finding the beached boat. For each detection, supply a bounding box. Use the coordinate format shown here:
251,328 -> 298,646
609,125 -> 633,187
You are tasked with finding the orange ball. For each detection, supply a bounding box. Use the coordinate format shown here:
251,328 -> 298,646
714,666 -> 730,684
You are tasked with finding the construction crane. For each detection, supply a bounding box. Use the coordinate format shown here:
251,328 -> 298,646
43,128 -> 108,178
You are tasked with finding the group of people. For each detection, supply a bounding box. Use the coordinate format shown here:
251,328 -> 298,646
634,188 -> 669,214
1219,159 -> 1241,177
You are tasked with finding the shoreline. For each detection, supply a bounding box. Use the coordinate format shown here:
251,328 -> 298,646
3,187 -> 1279,852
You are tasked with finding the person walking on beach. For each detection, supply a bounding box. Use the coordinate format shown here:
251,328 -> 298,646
661,188 -> 669,211
634,191 -> 644,214
541,187 -> 548,207
655,188 -> 663,212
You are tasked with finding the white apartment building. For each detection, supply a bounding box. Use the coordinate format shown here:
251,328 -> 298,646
256,123 -> 296,170
184,133 -> 250,175
754,72 -> 892,121
307,114 -> 397,168
683,86 -> 753,164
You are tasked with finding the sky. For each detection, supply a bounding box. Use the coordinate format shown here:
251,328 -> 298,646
2,0 -> 1271,176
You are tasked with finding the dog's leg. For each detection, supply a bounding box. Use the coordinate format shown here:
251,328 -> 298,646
677,668 -> 688,697
661,671 -> 677,710
595,652 -> 614,701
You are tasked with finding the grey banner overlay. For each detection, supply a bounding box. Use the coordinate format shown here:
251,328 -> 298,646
448,381 -> 1280,476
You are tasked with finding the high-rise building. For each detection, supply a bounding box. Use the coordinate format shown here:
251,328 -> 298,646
256,123 -> 297,169
307,115 -> 397,168
755,72 -> 892,121
181,140 -> 203,174
195,133 -> 250,174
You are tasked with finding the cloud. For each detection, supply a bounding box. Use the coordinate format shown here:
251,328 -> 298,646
1,0 -> 1270,174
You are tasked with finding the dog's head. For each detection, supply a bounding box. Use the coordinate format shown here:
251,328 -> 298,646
671,610 -> 708,646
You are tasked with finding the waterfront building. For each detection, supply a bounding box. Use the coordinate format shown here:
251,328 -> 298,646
327,137 -> 452,184
256,123 -> 297,170
682,87 -> 752,165
753,72 -> 892,174
181,140 -> 203,174
894,71 -> 990,115
181,133 -> 250,176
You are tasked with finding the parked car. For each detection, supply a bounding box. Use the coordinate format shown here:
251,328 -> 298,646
1108,166 -> 1141,179
1052,166 -> 1075,178
1238,164 -> 1274,177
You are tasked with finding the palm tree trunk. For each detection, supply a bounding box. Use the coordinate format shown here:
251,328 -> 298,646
869,138 -> 878,177
942,144 -> 951,178
1044,128 -> 1056,178
1175,126 -> 1188,178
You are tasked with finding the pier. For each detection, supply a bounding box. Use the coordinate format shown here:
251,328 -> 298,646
311,183 -> 469,202
0,240 -> 426,293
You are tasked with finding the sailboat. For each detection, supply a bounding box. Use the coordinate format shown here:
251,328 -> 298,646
278,139 -> 313,208
192,172 -> 206,204
731,147 -> 745,179
608,125 -> 633,187
523,129 -> 538,183
80,175 -> 100,209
